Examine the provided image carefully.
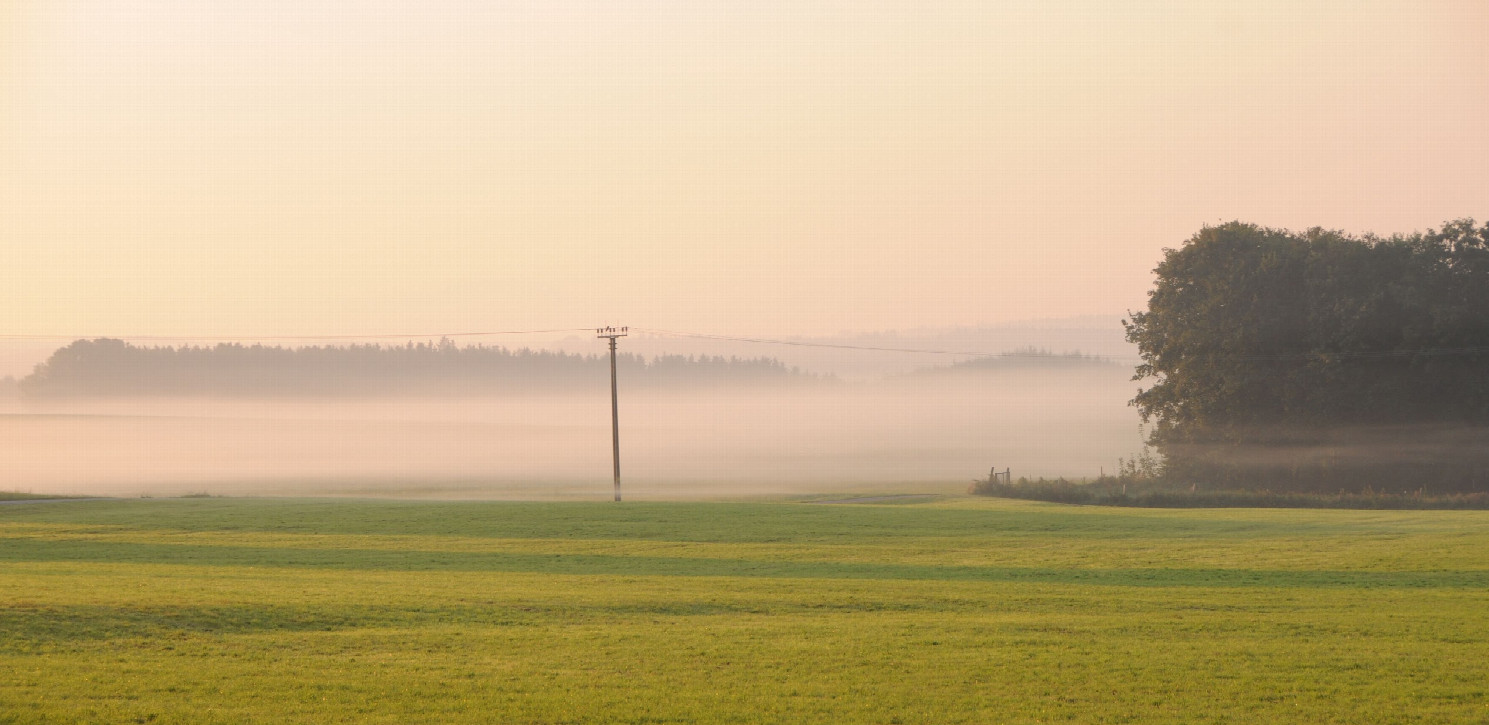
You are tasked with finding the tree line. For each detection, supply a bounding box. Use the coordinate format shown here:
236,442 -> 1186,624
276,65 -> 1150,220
1124,218 -> 1489,493
17,338 -> 824,396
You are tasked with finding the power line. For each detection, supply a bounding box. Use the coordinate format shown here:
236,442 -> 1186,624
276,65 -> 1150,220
634,328 -> 1489,362
630,327 -> 1125,359
1,326 -> 1137,360
0,328 -> 594,342
5,326 -> 1482,362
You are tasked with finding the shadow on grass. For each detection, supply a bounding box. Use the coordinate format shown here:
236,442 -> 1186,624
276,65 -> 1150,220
0,499 -> 1365,541
2,538 -> 1484,590
0,598 -> 957,648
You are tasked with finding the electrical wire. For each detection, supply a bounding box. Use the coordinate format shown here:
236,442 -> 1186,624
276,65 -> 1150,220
0,329 -> 595,342
4,327 -> 1483,362
630,327 -> 1128,359
631,328 -> 1489,362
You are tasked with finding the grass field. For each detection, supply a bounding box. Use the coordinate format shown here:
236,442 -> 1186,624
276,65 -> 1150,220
2,496 -> 1487,723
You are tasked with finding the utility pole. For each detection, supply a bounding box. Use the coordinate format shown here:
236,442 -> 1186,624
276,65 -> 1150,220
596,326 -> 628,501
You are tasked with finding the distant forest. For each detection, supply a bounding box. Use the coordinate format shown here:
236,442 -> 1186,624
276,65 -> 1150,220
943,349 -> 1118,371
17,338 -> 825,396
899,348 -> 1119,379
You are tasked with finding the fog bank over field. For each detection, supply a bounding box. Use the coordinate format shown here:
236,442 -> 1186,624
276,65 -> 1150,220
1,366 -> 1141,499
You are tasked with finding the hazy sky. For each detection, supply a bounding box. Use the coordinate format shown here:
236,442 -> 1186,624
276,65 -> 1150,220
3,0 -> 1486,340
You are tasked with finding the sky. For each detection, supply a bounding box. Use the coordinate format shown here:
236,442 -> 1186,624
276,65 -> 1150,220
3,0 -> 1487,342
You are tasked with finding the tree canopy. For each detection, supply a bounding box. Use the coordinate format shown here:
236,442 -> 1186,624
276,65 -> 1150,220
18,339 -> 821,396
1125,219 -> 1489,492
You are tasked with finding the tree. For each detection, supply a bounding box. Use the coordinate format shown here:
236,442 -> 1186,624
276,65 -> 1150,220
18,339 -> 821,396
1125,220 -> 1489,492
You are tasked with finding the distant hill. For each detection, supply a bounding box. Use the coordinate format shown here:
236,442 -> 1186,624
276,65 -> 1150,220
18,338 -> 825,396
901,348 -> 1122,378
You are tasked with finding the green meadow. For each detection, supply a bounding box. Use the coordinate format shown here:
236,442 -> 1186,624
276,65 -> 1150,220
2,496 -> 1487,723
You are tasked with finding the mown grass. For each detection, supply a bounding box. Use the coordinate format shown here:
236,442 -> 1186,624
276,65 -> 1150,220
0,492 -> 89,502
2,497 -> 1487,723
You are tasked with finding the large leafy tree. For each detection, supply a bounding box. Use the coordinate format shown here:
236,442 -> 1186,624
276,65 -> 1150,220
1125,220 -> 1489,492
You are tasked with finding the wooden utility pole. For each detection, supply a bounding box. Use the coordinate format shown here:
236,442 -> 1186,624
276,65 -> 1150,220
596,326 -> 628,501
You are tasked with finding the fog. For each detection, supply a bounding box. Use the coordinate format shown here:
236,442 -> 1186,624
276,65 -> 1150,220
1,367 -> 1142,500
1161,423 -> 1489,492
